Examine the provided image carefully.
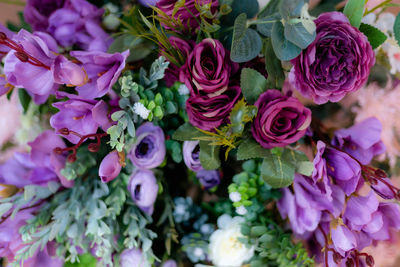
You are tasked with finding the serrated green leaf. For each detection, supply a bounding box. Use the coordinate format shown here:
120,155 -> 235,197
240,68 -> 268,104
172,123 -> 206,141
394,13 -> 400,46
271,21 -> 302,61
264,38 -> 285,89
284,21 -> 316,49
359,23 -> 387,49
237,139 -> 272,160
199,141 -> 221,170
343,0 -> 364,28
231,13 -> 263,63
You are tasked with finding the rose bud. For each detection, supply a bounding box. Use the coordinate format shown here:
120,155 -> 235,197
99,151 -> 122,183
182,141 -> 203,172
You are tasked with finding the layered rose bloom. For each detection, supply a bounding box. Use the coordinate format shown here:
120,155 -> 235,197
251,90 -> 311,149
289,12 -> 375,104
156,0 -> 218,35
180,39 -> 241,131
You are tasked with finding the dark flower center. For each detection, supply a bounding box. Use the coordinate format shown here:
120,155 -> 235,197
134,184 -> 141,200
192,145 -> 200,161
135,136 -> 155,158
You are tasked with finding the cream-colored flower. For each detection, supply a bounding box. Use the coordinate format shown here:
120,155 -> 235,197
209,216 -> 254,267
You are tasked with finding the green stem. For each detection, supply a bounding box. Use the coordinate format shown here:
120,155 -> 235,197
364,0 -> 392,16
247,20 -> 279,27
0,0 -> 25,6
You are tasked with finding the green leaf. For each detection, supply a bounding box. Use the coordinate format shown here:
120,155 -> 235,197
394,13 -> 400,46
279,0 -> 305,19
264,38 -> 285,89
221,0 -> 259,24
259,0 -> 280,18
172,123 -> 206,141
240,68 -> 268,104
108,34 -> 153,62
237,139 -> 272,160
199,141 -> 221,170
343,0 -> 365,28
231,13 -> 263,63
271,21 -> 302,61
260,149 -> 312,188
18,88 -> 31,114
359,23 -> 387,49
0,203 -> 12,218
64,254 -> 97,267
256,13 -> 281,37
284,22 -> 316,49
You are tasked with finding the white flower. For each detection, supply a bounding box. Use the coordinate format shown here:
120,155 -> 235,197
133,102 -> 150,119
229,192 -> 241,202
382,39 -> 400,74
209,216 -> 254,267
178,84 -> 189,95
236,206 -> 247,215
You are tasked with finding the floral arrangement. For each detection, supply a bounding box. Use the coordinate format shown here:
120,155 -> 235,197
1,0 -> 400,266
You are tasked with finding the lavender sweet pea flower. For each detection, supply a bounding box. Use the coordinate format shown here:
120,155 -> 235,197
180,38 -> 238,97
24,0 -> 66,31
0,75 -> 12,97
343,192 -> 379,231
0,24 -> 15,59
330,224 -> 357,256
47,0 -> 111,51
332,117 -> 385,165
252,90 -> 311,149
196,169 -> 220,189
183,141 -> 202,172
70,50 -> 129,99
317,141 -> 363,196
128,169 -> 159,215
99,151 -> 122,183
371,177 -> 397,199
120,248 -> 149,267
50,95 -> 111,144
366,203 -> 400,241
128,123 -> 166,169
290,12 -> 375,104
156,0 -> 218,35
186,85 -> 242,131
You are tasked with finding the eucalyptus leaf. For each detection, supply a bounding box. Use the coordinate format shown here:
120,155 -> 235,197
343,0 -> 365,28
231,13 -> 262,63
259,0 -> 280,18
221,0 -> 259,25
359,23 -> 387,49
279,0 -> 305,19
264,38 -> 285,89
394,13 -> 400,46
240,68 -> 268,104
172,123 -> 206,141
237,139 -> 272,160
199,141 -> 221,170
271,21 -> 302,61
256,13 -> 281,37
284,22 -> 316,49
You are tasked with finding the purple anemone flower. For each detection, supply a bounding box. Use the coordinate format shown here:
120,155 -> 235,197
196,169 -> 220,189
99,151 -> 122,183
50,93 -> 111,144
70,50 -> 129,99
120,248 -> 149,267
128,123 -> 166,169
182,141 -> 202,172
128,169 -> 159,215
332,117 -> 385,165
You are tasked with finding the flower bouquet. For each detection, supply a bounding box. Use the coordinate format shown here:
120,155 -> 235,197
0,0 -> 400,266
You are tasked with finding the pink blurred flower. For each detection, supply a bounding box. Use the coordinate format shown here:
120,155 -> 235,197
0,92 -> 21,147
366,0 -> 387,10
353,81 -> 400,166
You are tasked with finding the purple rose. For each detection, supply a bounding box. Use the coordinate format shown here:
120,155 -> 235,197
70,50 -> 129,99
186,85 -> 242,131
182,141 -> 202,172
47,0 -> 111,51
24,0 -> 66,31
128,169 -> 159,215
120,248 -> 149,267
128,122 -> 166,169
99,151 -> 122,183
251,90 -> 311,149
289,12 -> 375,104
162,36 -> 194,87
180,38 -> 238,97
332,117 -> 385,165
156,0 -> 218,35
196,169 -> 220,189
50,94 -> 111,144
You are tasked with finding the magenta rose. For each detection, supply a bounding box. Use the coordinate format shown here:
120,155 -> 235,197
156,0 -> 218,35
180,38 -> 239,97
186,85 -> 241,131
162,37 -> 195,87
289,12 -> 375,104
252,90 -> 312,148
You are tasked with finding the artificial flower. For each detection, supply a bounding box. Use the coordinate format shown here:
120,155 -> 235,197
182,141 -> 202,172
98,151 -> 122,183
128,169 -> 159,215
